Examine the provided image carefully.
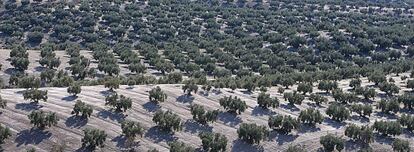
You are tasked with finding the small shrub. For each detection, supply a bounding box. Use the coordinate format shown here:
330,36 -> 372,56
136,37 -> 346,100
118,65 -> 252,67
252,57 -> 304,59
71,100 -> 93,119
149,86 -> 167,104
199,132 -> 227,152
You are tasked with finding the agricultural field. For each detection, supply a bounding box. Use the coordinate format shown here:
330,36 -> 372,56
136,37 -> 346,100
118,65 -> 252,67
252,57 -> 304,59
0,0 -> 414,152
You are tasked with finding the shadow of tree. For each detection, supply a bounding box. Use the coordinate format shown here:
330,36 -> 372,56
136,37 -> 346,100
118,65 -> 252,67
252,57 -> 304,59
97,110 -> 126,122
65,115 -> 88,128
251,106 -> 276,116
142,102 -> 160,112
176,95 -> 194,103
34,66 -> 47,72
15,128 -> 52,147
62,96 -> 77,102
280,104 -> 300,112
144,126 -> 177,143
274,133 -> 299,145
218,112 -> 242,127
298,125 -> 321,133
111,135 -> 140,149
99,90 -> 115,96
350,115 -> 370,123
374,112 -> 398,119
374,134 -> 394,145
183,120 -> 213,134
240,90 -> 253,95
323,118 -> 345,129
15,103 -> 43,111
231,139 -> 264,152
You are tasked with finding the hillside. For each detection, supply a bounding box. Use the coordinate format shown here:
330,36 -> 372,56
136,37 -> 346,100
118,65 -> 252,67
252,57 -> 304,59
0,77 -> 413,151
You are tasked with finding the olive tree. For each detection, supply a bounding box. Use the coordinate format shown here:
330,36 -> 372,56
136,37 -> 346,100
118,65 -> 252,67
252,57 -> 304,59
319,134 -> 345,152
318,80 -> 337,93
152,110 -> 182,132
71,100 -> 93,119
268,115 -> 299,134
373,120 -> 402,136
104,76 -> 120,91
182,80 -> 198,96
297,83 -> 313,95
298,108 -> 324,126
392,139 -> 410,152
67,83 -> 81,97
149,86 -> 167,104
350,104 -> 373,117
28,110 -> 59,129
105,94 -> 132,112
23,89 -> 48,103
120,120 -> 144,141
81,128 -> 107,150
257,92 -> 279,109
237,123 -> 269,144
168,141 -> 195,152
190,104 -> 219,125
398,114 -> 414,132
219,96 -> 247,114
0,124 -> 11,145
198,132 -> 228,152
283,91 -> 304,106
326,104 -> 350,122
344,124 -> 374,144
308,93 -> 328,106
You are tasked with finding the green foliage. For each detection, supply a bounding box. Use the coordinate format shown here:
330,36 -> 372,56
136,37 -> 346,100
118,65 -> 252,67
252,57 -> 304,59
326,104 -> 350,122
379,82 -> 400,96
28,110 -> 59,129
283,91 -> 304,105
368,71 -> 386,85
284,145 -> 305,152
9,45 -> 29,71
280,77 -> 295,89
308,93 -> 328,106
0,96 -> 6,109
332,89 -> 360,104
71,100 -> 93,119
0,124 -> 11,145
257,92 -> 279,109
182,80 -> 198,95
18,76 -> 41,89
198,132 -> 228,152
373,120 -> 402,136
121,120 -> 144,141
67,83 -> 81,96
318,80 -> 338,93
128,63 -> 146,74
298,108 -> 324,125
104,76 -> 120,91
397,94 -> 414,109
344,124 -> 374,144
378,99 -> 400,114
105,94 -> 132,112
406,80 -> 414,91
398,114 -> 414,132
268,115 -> 299,134
23,89 -> 48,103
219,96 -> 247,114
190,104 -> 219,125
349,78 -> 362,89
319,134 -> 344,152
168,141 -> 195,152
237,123 -> 268,145
392,139 -> 410,152
149,86 -> 167,104
354,87 -> 377,100
153,110 -> 182,132
40,69 -> 56,83
81,128 -> 107,150
350,104 -> 372,117
296,83 -> 313,95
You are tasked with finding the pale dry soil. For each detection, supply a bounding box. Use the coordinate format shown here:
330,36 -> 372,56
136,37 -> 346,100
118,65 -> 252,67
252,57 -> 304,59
0,73 -> 414,152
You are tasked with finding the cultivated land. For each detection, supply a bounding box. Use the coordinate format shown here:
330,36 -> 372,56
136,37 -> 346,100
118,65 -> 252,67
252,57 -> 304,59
0,74 -> 413,152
